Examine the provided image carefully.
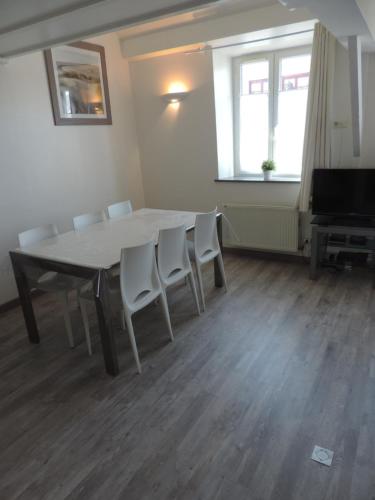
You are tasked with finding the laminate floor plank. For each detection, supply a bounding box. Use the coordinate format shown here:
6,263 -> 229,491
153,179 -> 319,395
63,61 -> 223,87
0,256 -> 374,500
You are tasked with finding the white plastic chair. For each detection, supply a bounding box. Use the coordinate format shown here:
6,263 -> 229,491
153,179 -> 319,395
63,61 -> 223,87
18,224 -> 90,352
188,209 -> 228,311
18,224 -> 59,248
157,225 -> 200,316
79,241 -> 173,373
107,200 -> 133,219
73,211 -> 106,231
120,241 -> 173,373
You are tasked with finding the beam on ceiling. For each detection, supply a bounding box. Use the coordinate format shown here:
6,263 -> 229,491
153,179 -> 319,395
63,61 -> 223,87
348,35 -> 363,157
121,4 -> 313,59
0,0 -> 219,58
0,0 -> 106,36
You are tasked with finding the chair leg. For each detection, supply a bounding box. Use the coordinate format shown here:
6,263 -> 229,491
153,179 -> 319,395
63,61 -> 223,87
159,292 -> 174,342
188,271 -> 201,316
124,312 -> 142,374
79,298 -> 92,356
58,291 -> 75,348
195,262 -> 206,312
217,253 -> 228,292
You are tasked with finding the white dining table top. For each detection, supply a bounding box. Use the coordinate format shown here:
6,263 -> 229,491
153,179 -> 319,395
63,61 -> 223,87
14,208 -> 200,270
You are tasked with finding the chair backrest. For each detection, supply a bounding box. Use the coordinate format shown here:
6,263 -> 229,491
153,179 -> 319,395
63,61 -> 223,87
73,211 -> 106,231
194,209 -> 220,259
120,241 -> 160,308
107,200 -> 133,219
157,225 -> 189,284
18,224 -> 58,247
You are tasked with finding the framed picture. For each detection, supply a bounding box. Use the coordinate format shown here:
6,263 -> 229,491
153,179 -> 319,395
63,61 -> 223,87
44,41 -> 112,125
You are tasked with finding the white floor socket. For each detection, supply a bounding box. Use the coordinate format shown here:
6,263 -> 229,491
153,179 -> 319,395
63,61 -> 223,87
311,445 -> 334,466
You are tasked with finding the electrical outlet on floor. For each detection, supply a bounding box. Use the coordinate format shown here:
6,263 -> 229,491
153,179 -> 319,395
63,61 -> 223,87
311,446 -> 334,466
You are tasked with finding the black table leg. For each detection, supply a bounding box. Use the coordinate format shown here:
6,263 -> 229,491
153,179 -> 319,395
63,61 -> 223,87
9,252 -> 40,344
94,269 -> 119,376
214,214 -> 224,288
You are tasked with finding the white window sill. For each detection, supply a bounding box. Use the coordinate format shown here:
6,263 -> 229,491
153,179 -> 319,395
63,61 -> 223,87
215,176 -> 301,184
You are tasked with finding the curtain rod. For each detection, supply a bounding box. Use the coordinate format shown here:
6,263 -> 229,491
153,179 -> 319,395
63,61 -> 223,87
184,28 -> 315,54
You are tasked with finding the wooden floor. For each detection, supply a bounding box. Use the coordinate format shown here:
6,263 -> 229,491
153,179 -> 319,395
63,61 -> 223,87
1,254 -> 375,500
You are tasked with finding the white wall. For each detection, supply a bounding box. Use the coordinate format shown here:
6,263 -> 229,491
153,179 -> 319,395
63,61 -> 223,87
130,51 -> 300,215
0,32 -> 144,305
130,40 -> 375,211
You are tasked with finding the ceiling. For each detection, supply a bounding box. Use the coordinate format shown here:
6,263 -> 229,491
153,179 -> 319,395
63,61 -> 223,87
117,0 -> 375,55
278,0 -> 375,50
1,0 -> 373,59
0,0 -> 222,58
117,0 -> 277,40
208,19 -> 315,57
279,0 -> 368,36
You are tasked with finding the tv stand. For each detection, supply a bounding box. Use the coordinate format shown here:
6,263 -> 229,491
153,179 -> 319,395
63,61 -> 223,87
312,215 -> 375,228
310,218 -> 375,280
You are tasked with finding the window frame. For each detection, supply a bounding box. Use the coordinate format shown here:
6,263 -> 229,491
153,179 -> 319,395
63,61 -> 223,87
233,45 -> 312,180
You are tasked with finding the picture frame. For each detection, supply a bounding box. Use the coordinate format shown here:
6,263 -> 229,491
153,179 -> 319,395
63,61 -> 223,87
44,41 -> 112,126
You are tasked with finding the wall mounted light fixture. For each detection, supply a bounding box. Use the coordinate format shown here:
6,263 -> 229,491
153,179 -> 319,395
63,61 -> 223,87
162,91 -> 189,104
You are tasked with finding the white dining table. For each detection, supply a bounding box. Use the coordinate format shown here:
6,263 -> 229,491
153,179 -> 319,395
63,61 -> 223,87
10,208 -> 223,376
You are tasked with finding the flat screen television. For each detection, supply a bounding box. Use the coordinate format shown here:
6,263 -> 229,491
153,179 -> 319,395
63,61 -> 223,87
312,168 -> 375,218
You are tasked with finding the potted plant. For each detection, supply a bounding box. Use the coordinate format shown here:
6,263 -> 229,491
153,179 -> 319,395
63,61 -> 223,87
261,160 -> 276,181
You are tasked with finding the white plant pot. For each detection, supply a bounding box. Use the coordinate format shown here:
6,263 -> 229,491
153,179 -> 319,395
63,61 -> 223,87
263,171 -> 272,181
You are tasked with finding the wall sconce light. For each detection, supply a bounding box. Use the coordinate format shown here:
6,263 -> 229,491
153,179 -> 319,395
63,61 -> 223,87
162,91 -> 189,104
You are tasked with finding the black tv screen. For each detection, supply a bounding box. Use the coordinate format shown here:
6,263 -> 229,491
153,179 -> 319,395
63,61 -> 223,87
312,169 -> 375,217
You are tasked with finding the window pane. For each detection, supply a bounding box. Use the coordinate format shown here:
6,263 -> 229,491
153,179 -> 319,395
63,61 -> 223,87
274,54 -> 311,176
239,60 -> 269,174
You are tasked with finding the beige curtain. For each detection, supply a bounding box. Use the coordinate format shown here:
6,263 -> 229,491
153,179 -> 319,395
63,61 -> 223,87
299,23 -> 336,212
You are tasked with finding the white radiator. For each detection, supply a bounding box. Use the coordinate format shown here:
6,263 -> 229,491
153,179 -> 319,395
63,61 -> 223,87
223,203 -> 299,252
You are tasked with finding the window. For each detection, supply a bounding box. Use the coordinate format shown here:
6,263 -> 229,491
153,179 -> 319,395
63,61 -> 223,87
233,47 -> 311,179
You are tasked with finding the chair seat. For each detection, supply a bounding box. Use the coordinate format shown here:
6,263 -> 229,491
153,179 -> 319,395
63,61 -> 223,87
187,240 -> 219,264
133,288 -> 162,311
85,276 -> 160,313
162,267 -> 190,288
80,274 -> 160,311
